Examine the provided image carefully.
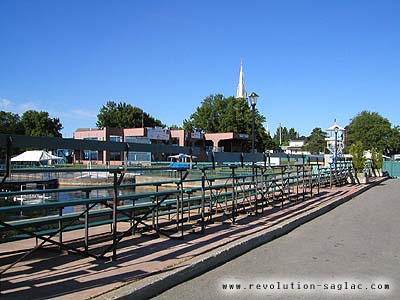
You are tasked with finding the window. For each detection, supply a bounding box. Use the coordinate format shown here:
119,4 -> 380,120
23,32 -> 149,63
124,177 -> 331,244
84,150 -> 98,161
110,151 -> 121,161
83,137 -> 98,161
110,136 -> 122,142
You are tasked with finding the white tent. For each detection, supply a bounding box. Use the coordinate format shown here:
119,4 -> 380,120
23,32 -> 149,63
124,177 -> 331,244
11,150 -> 63,163
168,153 -> 197,160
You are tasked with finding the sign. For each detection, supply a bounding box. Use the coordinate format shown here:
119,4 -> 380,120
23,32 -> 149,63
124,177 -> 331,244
147,127 -> 170,141
191,132 -> 203,139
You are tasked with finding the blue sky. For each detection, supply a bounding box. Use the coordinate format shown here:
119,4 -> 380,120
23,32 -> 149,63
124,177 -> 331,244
1,0 -> 399,138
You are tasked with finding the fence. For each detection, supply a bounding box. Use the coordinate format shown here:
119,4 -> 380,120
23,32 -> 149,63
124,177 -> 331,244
0,134 -> 354,293
383,160 -> 400,178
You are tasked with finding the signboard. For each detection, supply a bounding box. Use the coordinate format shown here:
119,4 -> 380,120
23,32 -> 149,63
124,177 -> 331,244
147,127 -> 170,141
191,132 -> 203,139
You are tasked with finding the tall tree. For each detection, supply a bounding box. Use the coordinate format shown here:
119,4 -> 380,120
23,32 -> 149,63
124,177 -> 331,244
0,111 -> 24,134
272,126 -> 299,146
183,94 -> 226,132
304,127 -> 327,154
349,141 -> 366,172
183,94 -> 272,152
345,111 -> 393,153
387,126 -> 400,155
21,110 -> 63,137
96,101 -> 164,128
288,128 -> 299,140
169,124 -> 183,130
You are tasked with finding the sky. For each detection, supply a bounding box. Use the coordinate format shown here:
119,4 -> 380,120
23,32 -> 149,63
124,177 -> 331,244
1,0 -> 399,138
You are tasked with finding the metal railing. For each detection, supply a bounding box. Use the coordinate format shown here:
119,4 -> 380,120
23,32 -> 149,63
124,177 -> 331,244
0,134 -> 354,293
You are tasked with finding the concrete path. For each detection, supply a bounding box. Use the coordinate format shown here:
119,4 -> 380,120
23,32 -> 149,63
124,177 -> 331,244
154,179 -> 400,300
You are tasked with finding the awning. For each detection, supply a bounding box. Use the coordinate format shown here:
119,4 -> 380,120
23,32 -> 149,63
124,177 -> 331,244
11,150 -> 63,162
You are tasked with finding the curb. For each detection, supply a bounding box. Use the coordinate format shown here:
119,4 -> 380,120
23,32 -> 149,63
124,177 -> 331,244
94,178 -> 388,300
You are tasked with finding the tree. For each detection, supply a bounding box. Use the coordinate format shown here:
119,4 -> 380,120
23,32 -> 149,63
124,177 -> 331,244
0,111 -> 24,134
272,126 -> 299,147
346,111 -> 392,153
387,126 -> 400,155
264,132 -> 278,151
96,101 -> 164,129
288,128 -> 299,140
21,110 -> 63,137
349,141 -> 366,172
304,127 -> 327,154
272,126 -> 286,146
371,147 -> 383,171
169,124 -> 183,130
183,94 -> 226,132
183,94 -> 273,152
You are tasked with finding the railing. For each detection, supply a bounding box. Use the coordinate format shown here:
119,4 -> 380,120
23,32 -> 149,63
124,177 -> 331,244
0,163 -> 351,249
0,134 -> 354,292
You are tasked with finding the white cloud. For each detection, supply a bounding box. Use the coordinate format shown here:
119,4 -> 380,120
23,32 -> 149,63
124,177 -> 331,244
0,97 -> 98,137
0,98 -> 12,110
0,97 -> 41,114
18,102 -> 38,112
71,109 -> 97,118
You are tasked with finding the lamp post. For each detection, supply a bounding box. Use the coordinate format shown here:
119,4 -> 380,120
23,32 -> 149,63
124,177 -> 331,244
248,92 -> 259,153
334,126 -> 338,176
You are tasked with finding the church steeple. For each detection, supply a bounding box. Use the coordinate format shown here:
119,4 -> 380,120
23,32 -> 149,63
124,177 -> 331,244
236,60 -> 247,99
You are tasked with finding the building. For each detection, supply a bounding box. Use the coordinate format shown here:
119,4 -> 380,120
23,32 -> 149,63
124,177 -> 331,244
283,139 -> 310,155
74,127 -> 252,165
74,127 -> 123,165
73,60 -> 255,165
236,60 -> 247,99
73,127 -> 205,165
205,132 -> 251,152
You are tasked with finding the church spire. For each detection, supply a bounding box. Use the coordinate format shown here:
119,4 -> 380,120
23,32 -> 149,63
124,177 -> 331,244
236,60 -> 247,99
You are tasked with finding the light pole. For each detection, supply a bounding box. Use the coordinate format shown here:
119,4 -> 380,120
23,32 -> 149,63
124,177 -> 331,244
334,126 -> 338,175
248,92 -> 259,153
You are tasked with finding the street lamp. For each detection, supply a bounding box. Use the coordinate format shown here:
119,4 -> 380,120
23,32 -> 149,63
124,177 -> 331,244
248,92 -> 259,153
334,126 -> 338,176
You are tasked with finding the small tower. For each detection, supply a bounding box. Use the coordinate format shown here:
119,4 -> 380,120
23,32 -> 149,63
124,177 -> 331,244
326,120 -> 345,165
236,60 -> 247,99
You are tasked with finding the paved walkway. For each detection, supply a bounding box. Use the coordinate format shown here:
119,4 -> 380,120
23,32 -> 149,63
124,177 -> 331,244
0,178 -> 388,300
154,179 -> 400,300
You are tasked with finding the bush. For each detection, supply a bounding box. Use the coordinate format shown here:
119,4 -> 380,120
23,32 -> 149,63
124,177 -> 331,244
349,141 -> 366,172
371,147 -> 384,170
377,150 -> 383,169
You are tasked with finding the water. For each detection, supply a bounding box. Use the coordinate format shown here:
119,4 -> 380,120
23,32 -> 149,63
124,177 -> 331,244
0,185 -> 164,221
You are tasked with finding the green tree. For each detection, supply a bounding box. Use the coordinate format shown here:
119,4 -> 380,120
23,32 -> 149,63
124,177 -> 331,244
21,110 -> 63,137
371,147 -> 378,170
346,111 -> 392,153
265,132 -> 279,151
304,127 -> 327,154
387,126 -> 400,155
169,124 -> 183,130
288,128 -> 299,140
183,94 -> 226,132
272,126 -> 299,147
272,126 -> 286,146
349,141 -> 366,172
0,111 -> 24,134
96,101 -> 164,128
377,150 -> 384,169
183,94 -> 272,152
371,147 -> 384,171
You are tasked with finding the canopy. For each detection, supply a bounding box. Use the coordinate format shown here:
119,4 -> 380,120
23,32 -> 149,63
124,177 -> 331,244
11,150 -> 63,162
327,124 -> 345,131
168,153 -> 197,160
